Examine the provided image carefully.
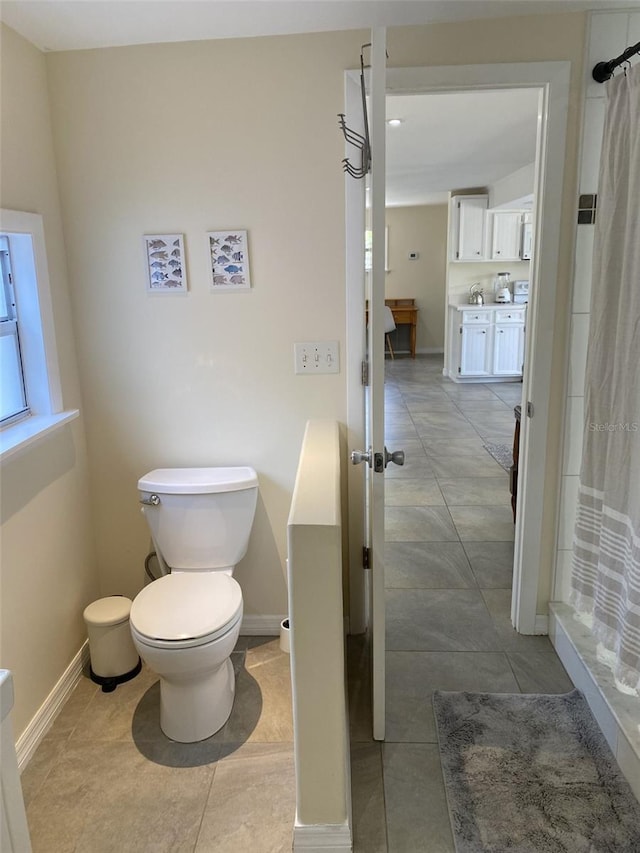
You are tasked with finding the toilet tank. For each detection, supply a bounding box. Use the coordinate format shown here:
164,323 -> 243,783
138,467 -> 258,570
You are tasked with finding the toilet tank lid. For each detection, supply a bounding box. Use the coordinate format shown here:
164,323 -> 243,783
138,467 -> 258,494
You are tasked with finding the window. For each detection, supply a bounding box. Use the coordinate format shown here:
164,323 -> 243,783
0,237 -> 29,423
0,210 -> 78,460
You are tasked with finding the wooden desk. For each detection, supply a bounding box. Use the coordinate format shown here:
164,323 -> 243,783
386,298 -> 418,359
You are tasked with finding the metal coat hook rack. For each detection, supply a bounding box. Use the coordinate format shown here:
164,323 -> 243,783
337,44 -> 372,179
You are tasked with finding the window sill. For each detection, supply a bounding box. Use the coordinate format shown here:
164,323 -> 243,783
0,410 -> 80,463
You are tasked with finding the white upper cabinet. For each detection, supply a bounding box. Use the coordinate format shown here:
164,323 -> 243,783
521,211 -> 533,260
453,195 -> 488,260
490,211 -> 523,261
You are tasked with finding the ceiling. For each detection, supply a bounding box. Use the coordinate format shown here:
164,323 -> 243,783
385,89 -> 540,206
0,0 -> 630,53
0,0 -> 613,207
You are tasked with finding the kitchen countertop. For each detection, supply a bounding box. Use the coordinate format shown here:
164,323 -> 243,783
450,301 -> 526,311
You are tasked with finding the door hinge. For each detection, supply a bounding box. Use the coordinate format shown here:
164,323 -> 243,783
527,401 -> 534,417
458,366 -> 461,374
363,546 -> 371,569
459,326 -> 463,334
361,360 -> 369,386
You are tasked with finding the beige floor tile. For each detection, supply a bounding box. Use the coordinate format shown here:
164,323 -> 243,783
195,743 -> 295,853
27,740 -> 215,853
221,638 -> 293,743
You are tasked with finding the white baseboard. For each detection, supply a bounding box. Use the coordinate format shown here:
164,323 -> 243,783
415,347 -> 445,355
293,822 -> 352,851
240,615 -> 284,636
534,614 -> 549,635
16,641 -> 89,771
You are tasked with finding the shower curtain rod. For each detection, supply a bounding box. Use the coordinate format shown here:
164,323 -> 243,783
592,40 -> 640,83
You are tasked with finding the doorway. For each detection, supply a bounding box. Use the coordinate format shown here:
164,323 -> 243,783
383,86 -> 541,703
347,61 -> 571,669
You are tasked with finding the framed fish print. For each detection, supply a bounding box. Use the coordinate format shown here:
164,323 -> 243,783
143,234 -> 187,293
208,230 -> 251,291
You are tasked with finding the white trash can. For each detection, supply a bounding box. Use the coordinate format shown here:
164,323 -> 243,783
83,596 -> 141,692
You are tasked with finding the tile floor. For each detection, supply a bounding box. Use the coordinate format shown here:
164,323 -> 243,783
348,354 -> 574,852
22,637 -> 296,853
21,355 -> 574,853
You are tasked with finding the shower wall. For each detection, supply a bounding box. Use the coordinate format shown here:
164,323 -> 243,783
551,9 -> 640,801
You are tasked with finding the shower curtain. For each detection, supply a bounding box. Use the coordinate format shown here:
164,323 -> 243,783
571,63 -> 640,695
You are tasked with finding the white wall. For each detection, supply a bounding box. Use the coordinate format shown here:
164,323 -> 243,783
385,205 -> 447,352
0,23 -> 99,738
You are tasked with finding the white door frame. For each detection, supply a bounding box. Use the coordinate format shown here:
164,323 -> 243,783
346,61 -> 571,637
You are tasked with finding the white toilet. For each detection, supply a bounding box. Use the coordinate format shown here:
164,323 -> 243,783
129,466 -> 258,743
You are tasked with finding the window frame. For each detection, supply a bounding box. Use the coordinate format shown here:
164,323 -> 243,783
0,236 -> 30,425
0,209 -> 78,461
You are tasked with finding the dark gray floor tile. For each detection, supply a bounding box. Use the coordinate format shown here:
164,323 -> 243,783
463,541 -> 514,588
385,651 -> 520,742
421,437 -> 486,457
385,542 -> 476,589
507,651 -> 575,693
385,478 -> 444,506
438,476 -> 510,506
429,455 -> 507,479
351,742 -> 388,853
347,634 -> 374,743
385,588 -> 502,651
385,506 -> 458,542
481,589 -> 554,652
448,505 -> 515,541
383,743 -> 455,853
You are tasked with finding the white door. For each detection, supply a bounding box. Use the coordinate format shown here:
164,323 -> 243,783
349,28 -> 390,741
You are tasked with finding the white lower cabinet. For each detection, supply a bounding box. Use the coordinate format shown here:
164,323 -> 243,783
450,305 -> 526,380
460,325 -> 492,376
493,323 -> 525,375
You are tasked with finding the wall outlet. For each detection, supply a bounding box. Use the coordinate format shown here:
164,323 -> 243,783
294,342 -> 340,374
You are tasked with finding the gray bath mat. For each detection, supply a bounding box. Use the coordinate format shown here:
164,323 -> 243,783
482,443 -> 512,471
433,689 -> 640,852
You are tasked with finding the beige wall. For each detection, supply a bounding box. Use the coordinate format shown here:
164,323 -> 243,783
44,12 -> 584,622
0,24 -> 99,738
45,31 -> 362,618
385,205 -> 447,352
0,9 -> 587,740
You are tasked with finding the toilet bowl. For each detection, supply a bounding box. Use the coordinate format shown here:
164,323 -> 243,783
129,467 -> 258,743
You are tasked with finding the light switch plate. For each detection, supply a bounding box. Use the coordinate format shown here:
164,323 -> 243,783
294,342 -> 340,374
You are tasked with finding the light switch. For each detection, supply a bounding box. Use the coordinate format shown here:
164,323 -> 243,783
294,342 -> 340,374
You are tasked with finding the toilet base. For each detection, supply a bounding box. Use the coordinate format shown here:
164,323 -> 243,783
159,656 -> 235,742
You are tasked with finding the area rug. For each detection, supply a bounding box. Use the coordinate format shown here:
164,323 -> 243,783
433,690 -> 640,852
482,443 -> 512,471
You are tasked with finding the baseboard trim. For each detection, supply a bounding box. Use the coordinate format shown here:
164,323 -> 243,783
16,641 -> 89,771
535,614 -> 549,635
293,822 -> 352,851
240,615 -> 284,636
415,347 -> 445,355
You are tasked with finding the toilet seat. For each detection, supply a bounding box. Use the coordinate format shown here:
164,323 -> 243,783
130,573 -> 242,648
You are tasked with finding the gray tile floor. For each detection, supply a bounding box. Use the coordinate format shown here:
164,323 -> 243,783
348,354 -> 574,853
22,638 -> 296,852
21,355 -> 573,853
